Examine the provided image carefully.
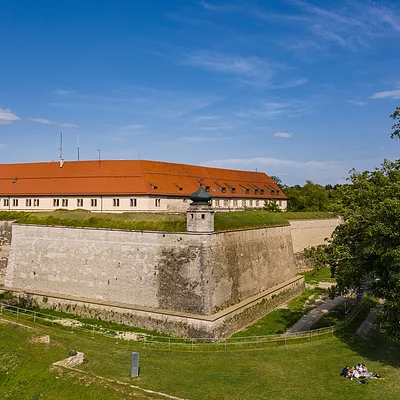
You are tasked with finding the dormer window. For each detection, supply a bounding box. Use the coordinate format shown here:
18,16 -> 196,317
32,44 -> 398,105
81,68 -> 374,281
246,189 -> 249,194
221,187 -> 226,193
205,186 -> 210,192
276,190 -> 280,195
260,190 -> 264,195
149,183 -> 158,190
232,188 -> 236,194
271,190 -> 275,195
255,189 -> 259,195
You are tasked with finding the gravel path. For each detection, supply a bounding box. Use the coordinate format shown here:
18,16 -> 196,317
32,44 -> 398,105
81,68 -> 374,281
286,295 -> 347,333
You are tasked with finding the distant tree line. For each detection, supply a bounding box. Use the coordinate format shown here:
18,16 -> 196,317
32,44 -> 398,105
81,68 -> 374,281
269,176 -> 342,212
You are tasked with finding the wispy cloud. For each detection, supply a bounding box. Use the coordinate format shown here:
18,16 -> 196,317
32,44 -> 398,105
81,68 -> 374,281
120,124 -> 146,130
237,100 -> 314,119
201,0 -> 400,51
0,107 -> 20,125
28,118 -> 79,128
179,135 -> 232,143
274,132 -> 292,138
370,90 -> 400,100
205,157 -> 339,170
346,100 -> 368,106
182,51 -> 306,88
55,89 -> 76,96
0,143 -> 5,149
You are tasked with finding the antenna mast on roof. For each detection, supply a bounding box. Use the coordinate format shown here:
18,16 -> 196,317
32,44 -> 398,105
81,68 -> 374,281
60,132 -> 63,160
59,133 -> 65,168
77,135 -> 80,161
97,148 -> 101,167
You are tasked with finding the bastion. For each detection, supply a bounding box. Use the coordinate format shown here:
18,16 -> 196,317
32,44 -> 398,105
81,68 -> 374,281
0,195 -> 340,338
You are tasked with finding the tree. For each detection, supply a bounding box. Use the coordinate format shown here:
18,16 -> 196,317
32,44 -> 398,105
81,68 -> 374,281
314,159 -> 400,341
390,106 -> 400,139
285,180 -> 329,212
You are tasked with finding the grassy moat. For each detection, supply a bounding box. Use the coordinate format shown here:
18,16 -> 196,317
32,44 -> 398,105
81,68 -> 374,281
0,210 -> 337,232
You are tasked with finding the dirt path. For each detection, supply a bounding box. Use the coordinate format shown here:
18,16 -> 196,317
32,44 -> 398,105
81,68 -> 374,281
286,296 -> 347,333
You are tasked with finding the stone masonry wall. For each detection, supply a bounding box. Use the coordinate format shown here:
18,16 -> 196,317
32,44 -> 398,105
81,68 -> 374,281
5,223 -> 297,315
0,221 -> 13,285
289,218 -> 341,271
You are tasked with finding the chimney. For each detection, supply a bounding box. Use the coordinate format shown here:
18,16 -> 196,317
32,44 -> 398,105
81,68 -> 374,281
60,159 -> 65,168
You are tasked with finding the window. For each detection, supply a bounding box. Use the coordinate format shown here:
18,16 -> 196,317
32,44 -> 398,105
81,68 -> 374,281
255,189 -> 259,195
34,199 -> 40,206
260,190 -> 264,195
130,198 -> 137,207
279,200 -> 282,207
3,199 -> 9,207
205,186 -> 210,192
62,199 -> 69,207
201,214 -> 205,219
221,187 -> 226,193
26,199 -> 32,207
248,200 -> 253,207
53,199 -> 60,207
233,199 -> 238,207
12,199 -> 18,207
276,190 -> 280,195
215,199 -> 220,207
271,190 -> 275,195
231,188 -> 236,194
113,198 -> 120,207
245,189 -> 249,194
77,199 -> 84,207
256,200 -> 259,207
155,198 -> 161,207
91,199 -> 97,207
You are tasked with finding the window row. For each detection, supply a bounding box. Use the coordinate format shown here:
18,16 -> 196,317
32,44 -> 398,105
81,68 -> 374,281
1,198 -> 146,208
212,199 -> 283,208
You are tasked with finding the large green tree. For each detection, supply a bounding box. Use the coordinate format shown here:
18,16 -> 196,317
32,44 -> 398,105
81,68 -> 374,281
315,108 -> 400,341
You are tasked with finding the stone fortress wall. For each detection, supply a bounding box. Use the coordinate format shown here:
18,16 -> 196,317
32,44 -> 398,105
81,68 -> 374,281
0,218 -> 341,337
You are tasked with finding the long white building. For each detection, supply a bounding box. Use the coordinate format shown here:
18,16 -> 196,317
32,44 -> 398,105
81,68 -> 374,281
0,159 -> 287,213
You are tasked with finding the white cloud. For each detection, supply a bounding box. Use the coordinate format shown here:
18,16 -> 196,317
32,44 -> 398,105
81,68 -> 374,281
182,51 -> 305,88
28,118 -> 79,128
55,89 -> 75,96
274,132 -> 292,138
120,124 -> 146,130
346,100 -> 368,106
0,108 -> 20,125
237,100 -> 314,119
205,157 -> 339,170
59,123 -> 79,128
370,90 -> 400,99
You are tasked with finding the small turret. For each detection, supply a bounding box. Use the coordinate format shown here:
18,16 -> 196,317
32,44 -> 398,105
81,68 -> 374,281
186,188 -> 214,233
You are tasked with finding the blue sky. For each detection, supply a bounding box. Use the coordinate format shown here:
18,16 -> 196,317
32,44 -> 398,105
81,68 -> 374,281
1,0 -> 400,185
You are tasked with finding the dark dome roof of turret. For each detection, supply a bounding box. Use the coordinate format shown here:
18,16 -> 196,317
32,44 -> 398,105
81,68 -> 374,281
190,187 -> 212,204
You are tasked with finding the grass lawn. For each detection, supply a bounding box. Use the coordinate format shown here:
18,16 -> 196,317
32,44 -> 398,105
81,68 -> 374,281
232,288 -> 328,337
0,210 -> 338,233
284,211 -> 338,220
299,267 -> 335,284
1,315 -> 399,400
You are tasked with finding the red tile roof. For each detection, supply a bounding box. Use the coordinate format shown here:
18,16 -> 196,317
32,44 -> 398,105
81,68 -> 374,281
0,160 -> 287,199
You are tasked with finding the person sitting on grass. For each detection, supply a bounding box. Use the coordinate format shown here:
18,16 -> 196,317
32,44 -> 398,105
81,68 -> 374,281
340,366 -> 349,378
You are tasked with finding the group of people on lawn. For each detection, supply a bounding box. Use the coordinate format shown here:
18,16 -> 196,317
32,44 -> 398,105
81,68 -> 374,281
340,364 -> 379,380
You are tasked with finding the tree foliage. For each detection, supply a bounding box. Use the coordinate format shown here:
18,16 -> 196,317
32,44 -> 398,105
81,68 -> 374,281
390,106 -> 400,139
309,159 -> 400,340
285,180 -> 330,212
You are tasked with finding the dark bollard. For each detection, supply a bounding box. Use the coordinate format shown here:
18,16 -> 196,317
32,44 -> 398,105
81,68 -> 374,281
131,352 -> 139,378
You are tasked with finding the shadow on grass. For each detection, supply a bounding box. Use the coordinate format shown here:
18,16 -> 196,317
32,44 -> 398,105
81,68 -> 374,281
335,304 -> 400,369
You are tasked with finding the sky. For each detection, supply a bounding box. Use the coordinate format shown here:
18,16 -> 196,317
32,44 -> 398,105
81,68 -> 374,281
1,0 -> 400,185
